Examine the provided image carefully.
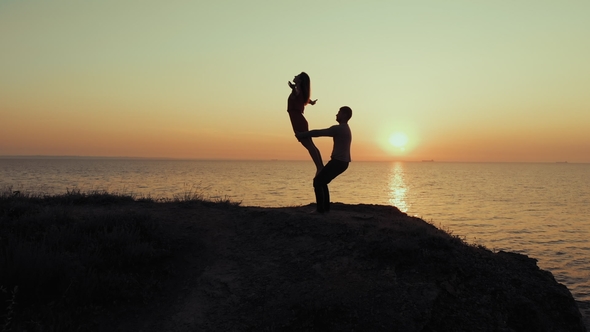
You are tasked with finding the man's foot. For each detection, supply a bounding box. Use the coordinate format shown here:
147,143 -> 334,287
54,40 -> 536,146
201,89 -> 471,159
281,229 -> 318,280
309,210 -> 325,215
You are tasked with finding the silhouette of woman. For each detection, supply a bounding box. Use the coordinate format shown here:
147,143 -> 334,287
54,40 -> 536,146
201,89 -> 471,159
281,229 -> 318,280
287,72 -> 323,173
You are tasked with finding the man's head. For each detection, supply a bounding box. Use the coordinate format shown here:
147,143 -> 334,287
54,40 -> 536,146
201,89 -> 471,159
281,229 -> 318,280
336,106 -> 352,123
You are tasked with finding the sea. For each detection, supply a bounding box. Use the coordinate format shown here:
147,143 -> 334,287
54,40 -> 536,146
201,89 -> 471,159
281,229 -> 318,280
1,158 -> 589,324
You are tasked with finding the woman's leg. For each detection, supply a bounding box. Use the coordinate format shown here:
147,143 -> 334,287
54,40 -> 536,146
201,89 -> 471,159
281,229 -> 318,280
300,138 -> 324,172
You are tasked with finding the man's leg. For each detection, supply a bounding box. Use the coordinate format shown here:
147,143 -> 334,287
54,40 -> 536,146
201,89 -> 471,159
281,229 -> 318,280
313,182 -> 328,213
313,160 -> 349,213
322,185 -> 330,212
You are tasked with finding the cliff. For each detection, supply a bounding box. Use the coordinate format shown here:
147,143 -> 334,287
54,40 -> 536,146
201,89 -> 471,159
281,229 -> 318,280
1,193 -> 586,331
111,202 -> 586,331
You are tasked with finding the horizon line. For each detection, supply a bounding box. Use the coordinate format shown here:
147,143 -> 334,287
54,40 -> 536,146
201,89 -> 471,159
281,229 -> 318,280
0,155 -> 584,164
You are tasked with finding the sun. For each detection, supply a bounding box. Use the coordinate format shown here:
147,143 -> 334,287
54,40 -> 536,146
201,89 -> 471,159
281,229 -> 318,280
389,132 -> 409,149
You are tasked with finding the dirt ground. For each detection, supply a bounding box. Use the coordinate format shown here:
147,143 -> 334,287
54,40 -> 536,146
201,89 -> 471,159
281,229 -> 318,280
97,202 -> 587,332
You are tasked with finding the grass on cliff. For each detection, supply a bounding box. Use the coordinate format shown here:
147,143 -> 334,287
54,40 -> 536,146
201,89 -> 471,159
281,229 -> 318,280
0,188 -> 474,331
0,187 -> 238,331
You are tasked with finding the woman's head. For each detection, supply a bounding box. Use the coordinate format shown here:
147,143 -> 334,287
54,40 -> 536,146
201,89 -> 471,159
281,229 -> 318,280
296,72 -> 311,105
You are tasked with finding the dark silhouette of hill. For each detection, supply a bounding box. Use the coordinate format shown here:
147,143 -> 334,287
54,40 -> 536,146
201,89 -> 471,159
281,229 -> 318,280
1,191 -> 586,331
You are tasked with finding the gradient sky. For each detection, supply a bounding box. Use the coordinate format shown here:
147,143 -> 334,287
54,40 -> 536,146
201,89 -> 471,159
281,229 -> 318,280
1,1 -> 589,162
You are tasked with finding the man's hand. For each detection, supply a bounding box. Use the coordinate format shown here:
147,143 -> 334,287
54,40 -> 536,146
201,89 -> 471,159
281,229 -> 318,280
309,99 -> 318,105
288,81 -> 295,89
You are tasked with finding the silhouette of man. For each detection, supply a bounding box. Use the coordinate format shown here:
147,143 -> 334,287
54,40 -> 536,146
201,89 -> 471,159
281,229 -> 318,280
296,106 -> 352,213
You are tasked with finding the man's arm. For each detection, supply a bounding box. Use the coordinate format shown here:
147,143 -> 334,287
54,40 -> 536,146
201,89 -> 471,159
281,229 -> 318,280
296,126 -> 335,139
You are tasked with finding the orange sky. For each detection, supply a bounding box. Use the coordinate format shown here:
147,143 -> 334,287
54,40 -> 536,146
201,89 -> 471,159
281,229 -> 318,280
1,1 -> 589,162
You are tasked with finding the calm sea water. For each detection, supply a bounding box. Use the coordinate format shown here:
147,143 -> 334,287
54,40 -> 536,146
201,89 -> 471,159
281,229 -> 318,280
2,158 -> 589,316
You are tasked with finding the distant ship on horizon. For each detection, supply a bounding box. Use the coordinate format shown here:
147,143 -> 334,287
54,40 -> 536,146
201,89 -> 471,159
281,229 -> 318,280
422,159 -> 434,162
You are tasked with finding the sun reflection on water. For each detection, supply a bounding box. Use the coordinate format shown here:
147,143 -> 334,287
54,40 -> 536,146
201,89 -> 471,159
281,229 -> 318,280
388,162 -> 408,213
